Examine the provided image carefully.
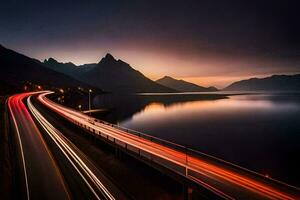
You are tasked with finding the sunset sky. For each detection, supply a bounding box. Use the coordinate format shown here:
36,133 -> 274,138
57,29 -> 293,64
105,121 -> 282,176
1,0 -> 299,88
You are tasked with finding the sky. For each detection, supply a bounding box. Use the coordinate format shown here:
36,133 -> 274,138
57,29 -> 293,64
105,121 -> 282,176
1,0 -> 300,88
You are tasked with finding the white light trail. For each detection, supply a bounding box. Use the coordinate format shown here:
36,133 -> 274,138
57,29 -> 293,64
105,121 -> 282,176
27,96 -> 115,200
8,96 -> 30,200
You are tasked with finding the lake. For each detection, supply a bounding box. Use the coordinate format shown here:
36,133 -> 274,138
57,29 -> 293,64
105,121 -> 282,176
94,92 -> 300,187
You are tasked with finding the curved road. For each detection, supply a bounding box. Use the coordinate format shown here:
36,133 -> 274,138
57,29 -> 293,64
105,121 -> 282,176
8,92 -> 126,200
8,92 -> 70,200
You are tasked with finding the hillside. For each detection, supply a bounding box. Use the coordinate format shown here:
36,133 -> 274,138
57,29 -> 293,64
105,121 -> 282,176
156,76 -> 218,92
0,44 -> 97,92
224,74 -> 300,91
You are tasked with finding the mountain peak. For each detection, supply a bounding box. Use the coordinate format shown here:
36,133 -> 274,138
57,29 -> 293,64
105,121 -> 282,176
44,57 -> 58,63
160,76 -> 174,80
100,53 -> 116,62
157,75 -> 218,92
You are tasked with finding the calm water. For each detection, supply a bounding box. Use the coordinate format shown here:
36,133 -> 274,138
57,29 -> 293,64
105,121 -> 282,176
94,92 -> 300,186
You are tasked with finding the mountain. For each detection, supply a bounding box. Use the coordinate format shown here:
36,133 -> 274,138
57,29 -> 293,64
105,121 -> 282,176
156,76 -> 218,92
224,74 -> 300,91
43,58 -> 96,78
81,54 -> 175,93
44,53 -> 175,93
0,44 -> 97,91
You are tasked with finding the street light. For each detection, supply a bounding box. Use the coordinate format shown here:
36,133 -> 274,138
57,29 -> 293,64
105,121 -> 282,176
88,89 -> 92,115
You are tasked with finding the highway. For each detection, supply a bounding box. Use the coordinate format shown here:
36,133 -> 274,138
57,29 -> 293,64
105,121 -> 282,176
8,93 -> 70,200
37,91 -> 300,200
8,92 -> 126,200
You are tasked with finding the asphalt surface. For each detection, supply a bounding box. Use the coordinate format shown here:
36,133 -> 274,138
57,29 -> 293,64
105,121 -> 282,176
8,93 -> 70,200
8,93 -> 128,200
31,94 -> 185,200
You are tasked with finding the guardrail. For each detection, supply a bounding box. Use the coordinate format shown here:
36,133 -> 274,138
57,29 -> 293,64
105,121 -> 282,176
85,117 -> 280,184
73,119 -> 231,199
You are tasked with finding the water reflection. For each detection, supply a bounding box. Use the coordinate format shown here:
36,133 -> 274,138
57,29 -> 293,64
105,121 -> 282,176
95,93 -> 300,187
93,93 -> 228,123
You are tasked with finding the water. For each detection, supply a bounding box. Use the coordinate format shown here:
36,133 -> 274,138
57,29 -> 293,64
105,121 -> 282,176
94,92 -> 300,187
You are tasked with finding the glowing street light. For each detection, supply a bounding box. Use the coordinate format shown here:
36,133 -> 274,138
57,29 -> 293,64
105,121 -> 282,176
78,104 -> 82,111
88,89 -> 92,115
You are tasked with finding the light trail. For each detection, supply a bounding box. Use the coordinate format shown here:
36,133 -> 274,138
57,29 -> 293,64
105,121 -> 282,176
38,91 -> 300,200
7,92 -> 71,200
8,94 -> 30,200
27,96 -> 115,200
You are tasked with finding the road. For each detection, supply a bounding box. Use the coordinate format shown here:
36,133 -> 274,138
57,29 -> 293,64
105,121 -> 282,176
8,92 -> 70,200
8,92 -> 126,200
37,91 -> 300,200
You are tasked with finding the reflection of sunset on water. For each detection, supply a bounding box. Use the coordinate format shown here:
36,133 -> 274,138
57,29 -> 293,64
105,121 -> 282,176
120,93 -> 300,187
130,95 -> 300,124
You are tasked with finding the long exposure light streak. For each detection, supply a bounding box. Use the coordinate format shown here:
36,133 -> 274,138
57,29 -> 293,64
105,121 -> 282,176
27,96 -> 115,200
8,94 -> 30,200
8,92 -> 71,200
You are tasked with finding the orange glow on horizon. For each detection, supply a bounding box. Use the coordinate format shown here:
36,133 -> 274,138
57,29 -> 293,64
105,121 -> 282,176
35,47 -> 300,88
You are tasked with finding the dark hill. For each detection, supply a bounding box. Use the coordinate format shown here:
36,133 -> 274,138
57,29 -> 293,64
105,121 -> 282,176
224,74 -> 300,91
0,44 -> 97,91
156,76 -> 218,92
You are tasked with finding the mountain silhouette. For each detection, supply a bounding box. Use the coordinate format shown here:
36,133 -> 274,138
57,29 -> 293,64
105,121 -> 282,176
43,58 -> 96,78
156,76 -> 218,92
44,53 -> 175,93
224,74 -> 300,91
0,44 -> 96,91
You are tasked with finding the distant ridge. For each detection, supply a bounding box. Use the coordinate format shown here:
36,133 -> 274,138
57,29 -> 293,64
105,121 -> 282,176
156,76 -> 218,92
224,74 -> 300,91
43,58 -> 96,77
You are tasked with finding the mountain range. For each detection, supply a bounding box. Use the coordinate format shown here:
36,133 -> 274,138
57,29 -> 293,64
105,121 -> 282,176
43,58 -> 96,78
43,53 -> 174,93
156,76 -> 218,92
1,44 -> 300,94
43,54 -> 219,93
224,74 -> 300,91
